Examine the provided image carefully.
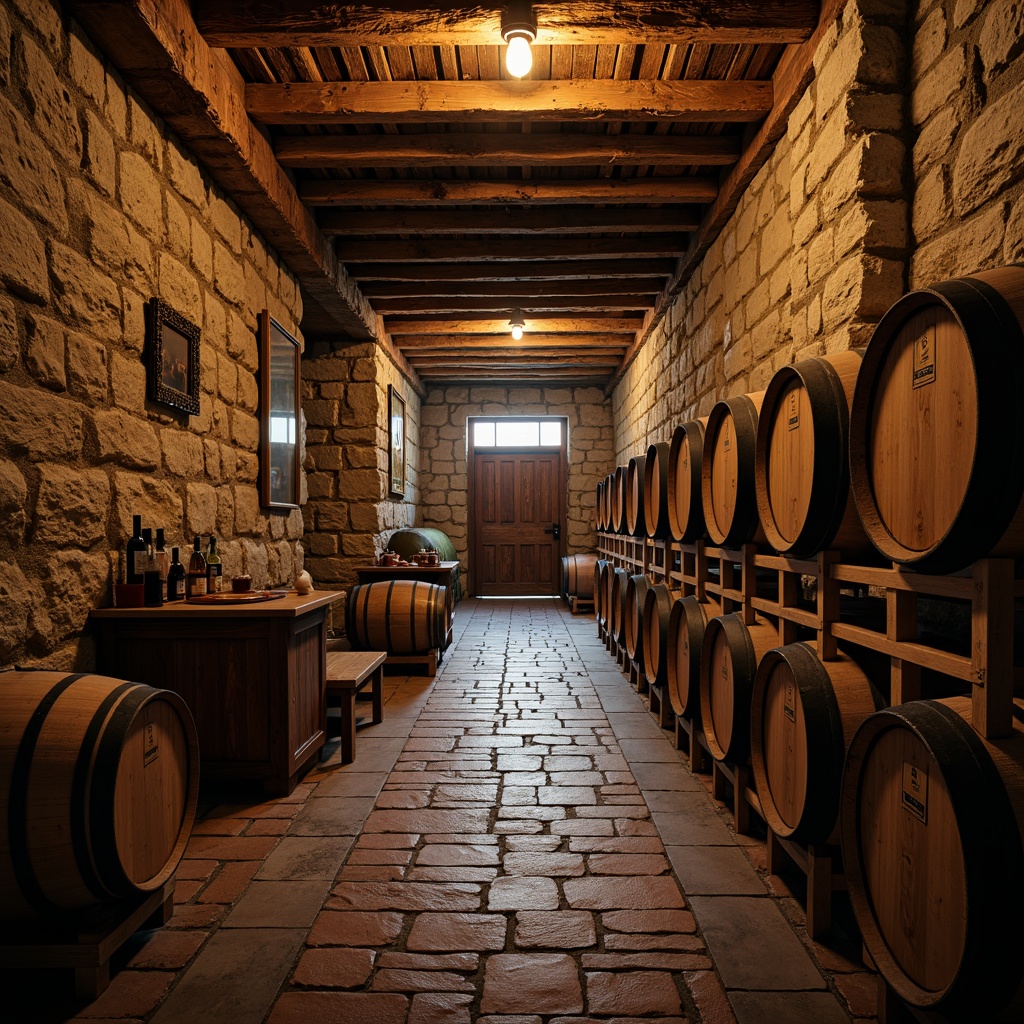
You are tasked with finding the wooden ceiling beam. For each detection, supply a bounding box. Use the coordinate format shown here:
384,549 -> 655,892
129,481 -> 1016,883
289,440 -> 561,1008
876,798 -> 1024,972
394,333 -> 633,348
276,132 -> 741,168
387,317 -> 642,334
318,206 -> 703,236
197,2 -> 819,48
371,295 -> 649,314
407,355 -> 621,368
338,237 -> 686,263
348,258 -> 676,281
359,278 -> 666,298
247,80 -> 773,125
302,177 -> 718,205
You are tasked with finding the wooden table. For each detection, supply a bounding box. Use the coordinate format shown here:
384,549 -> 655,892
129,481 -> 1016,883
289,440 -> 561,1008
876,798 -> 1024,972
354,561 -> 460,650
324,649 -> 386,765
89,590 -> 344,795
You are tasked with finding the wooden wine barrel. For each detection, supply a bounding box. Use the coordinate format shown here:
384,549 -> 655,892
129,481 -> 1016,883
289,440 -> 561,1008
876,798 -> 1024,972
346,579 -> 448,653
595,480 -> 605,531
603,472 -> 614,532
0,670 -> 199,922
750,644 -> 883,846
611,466 -> 629,535
702,392 -> 767,549
841,697 -> 1024,1021
625,454 -> 647,538
665,595 -> 720,719
609,567 -> 630,646
594,559 -> 610,626
644,441 -> 672,539
755,351 -> 872,558
641,582 -> 674,689
562,552 -> 598,600
624,573 -> 653,664
699,613 -> 777,764
849,265 -> 1024,573
667,419 -> 708,543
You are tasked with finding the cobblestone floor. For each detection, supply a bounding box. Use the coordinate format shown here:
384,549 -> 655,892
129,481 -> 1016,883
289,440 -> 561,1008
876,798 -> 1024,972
7,598 -> 878,1024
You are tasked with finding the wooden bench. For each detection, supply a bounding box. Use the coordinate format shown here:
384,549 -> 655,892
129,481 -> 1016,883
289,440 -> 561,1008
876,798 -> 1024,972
324,649 -> 386,765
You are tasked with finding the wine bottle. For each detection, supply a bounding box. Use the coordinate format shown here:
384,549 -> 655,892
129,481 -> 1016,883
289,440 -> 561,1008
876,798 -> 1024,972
155,527 -> 169,581
167,547 -> 186,601
206,535 -> 223,593
186,535 -> 208,598
125,514 -> 146,584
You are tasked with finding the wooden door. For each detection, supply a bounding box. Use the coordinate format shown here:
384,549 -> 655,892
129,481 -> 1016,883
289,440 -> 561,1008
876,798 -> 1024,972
472,450 -> 565,596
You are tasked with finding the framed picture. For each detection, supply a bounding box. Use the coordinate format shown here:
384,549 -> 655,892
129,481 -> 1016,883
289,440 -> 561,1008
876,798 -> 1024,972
258,311 -> 302,509
388,384 -> 406,498
146,298 -> 200,415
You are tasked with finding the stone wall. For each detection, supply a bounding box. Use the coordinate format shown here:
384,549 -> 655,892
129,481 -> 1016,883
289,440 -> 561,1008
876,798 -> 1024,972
417,385 -> 615,589
613,0 -> 911,462
0,0 -> 305,671
302,340 -> 420,591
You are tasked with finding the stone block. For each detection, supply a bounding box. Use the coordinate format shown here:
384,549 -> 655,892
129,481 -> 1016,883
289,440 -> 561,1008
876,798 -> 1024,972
166,143 -> 207,210
805,106 -> 850,193
191,218 -> 213,282
305,399 -> 339,428
118,150 -> 163,238
234,485 -> 261,535
838,199 -> 909,258
213,240 -> 246,306
210,194 -> 243,254
2,380 -> 82,459
110,351 -> 146,409
822,254 -> 905,331
67,332 -> 108,402
0,197 -> 47,303
913,106 -> 959,176
164,193 -> 191,264
16,34 -> 81,159
35,464 -> 110,547
821,133 -> 905,218
911,202 -> 1008,288
912,164 -> 950,243
816,21 -> 902,122
93,408 -> 161,469
162,428 -> 205,477
0,7 -> 9,85
980,0 -> 1024,80
0,459 -> 28,538
954,0 -> 985,27
913,6 -> 947,78
912,46 -> 966,126
25,314 -> 65,390
113,471 -> 183,540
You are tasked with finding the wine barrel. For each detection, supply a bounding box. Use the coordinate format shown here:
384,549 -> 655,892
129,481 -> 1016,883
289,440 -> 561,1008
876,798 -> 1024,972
603,472 -> 614,533
665,595 -> 720,719
641,582 -> 674,689
562,552 -> 598,600
667,419 -> 708,543
849,265 -> 1024,573
625,454 -> 647,538
594,559 -> 610,626
643,441 -> 672,539
624,573 -> 653,664
346,579 -> 448,653
699,613 -> 777,764
0,670 -> 199,922
750,644 -> 883,846
611,466 -> 629,535
841,697 -> 1024,1022
595,480 -> 605,531
702,392 -> 767,549
755,351 -> 872,558
609,567 -> 630,646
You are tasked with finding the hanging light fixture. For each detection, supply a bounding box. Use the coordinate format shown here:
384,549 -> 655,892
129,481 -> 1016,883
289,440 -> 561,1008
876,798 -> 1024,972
509,308 -> 526,341
501,0 -> 536,79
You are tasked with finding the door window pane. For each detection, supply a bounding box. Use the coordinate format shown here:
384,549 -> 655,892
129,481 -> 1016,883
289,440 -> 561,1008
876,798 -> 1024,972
473,421 -> 496,447
539,421 -> 562,446
496,421 -> 540,446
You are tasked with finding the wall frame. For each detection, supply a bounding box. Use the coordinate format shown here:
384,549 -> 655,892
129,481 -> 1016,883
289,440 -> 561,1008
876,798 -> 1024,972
259,311 -> 302,510
389,384 -> 406,498
146,298 -> 200,415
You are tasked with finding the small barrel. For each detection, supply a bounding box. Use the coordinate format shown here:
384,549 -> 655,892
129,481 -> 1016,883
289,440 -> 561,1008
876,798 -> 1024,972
643,441 -> 672,539
702,392 -> 767,548
750,644 -> 883,846
624,574 -> 653,665
625,454 -> 647,538
562,552 -> 598,601
849,265 -> 1024,573
699,613 -> 777,764
611,466 -> 629,534
346,579 -> 448,653
841,697 -> 1024,1021
609,567 -> 630,646
0,670 -> 199,922
667,419 -> 708,542
594,559 -> 610,626
641,582 -> 674,689
665,595 -> 720,719
755,351 -> 872,558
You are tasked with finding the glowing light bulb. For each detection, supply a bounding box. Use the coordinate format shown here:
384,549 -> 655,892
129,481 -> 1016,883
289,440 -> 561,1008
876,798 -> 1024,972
511,323 -> 524,341
505,34 -> 532,78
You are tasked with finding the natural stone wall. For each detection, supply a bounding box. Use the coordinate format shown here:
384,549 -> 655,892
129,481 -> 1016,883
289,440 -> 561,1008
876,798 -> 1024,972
302,340 -> 420,591
909,0 -> 1024,284
417,385 -> 615,589
613,0 -> 911,462
0,0 -> 305,671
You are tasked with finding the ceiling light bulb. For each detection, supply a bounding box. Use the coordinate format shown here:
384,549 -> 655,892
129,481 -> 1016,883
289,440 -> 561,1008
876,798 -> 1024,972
511,323 -> 524,341
505,34 -> 533,78
509,308 -> 526,340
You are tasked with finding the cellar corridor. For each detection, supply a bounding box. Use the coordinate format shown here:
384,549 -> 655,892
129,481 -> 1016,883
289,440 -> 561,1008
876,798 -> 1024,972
6,600 -> 877,1024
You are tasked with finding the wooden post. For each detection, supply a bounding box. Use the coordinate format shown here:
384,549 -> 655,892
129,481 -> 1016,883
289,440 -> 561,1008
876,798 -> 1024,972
971,558 -> 1014,738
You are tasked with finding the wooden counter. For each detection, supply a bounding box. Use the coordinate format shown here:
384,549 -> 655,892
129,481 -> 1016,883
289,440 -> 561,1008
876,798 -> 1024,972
89,590 -> 344,795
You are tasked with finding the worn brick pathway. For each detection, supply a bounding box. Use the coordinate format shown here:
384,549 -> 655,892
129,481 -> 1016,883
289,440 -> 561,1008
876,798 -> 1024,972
9,598 -> 878,1023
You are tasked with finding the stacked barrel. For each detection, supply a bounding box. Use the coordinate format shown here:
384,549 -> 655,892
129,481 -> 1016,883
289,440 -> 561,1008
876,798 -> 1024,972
593,265 -> 1024,1022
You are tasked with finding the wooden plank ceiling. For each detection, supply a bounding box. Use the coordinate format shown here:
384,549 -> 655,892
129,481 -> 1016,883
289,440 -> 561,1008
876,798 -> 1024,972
87,2 -> 824,389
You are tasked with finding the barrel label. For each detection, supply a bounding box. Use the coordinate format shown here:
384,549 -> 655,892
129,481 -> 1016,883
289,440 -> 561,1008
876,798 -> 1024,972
901,762 -> 927,824
787,392 -> 800,431
723,422 -> 731,450
912,330 -> 935,390
144,718 -> 159,766
784,678 -> 796,721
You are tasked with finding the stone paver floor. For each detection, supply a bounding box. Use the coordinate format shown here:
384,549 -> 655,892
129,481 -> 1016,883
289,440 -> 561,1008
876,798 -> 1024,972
6,598 -> 879,1024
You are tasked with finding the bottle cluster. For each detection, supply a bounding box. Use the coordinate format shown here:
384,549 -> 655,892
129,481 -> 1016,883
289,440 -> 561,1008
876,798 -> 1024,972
122,515 -> 225,605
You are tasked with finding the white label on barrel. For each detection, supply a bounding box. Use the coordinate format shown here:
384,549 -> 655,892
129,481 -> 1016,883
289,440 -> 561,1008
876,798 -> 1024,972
901,762 -> 927,824
723,421 -> 731,450
912,330 -> 935,390
784,677 -> 796,722
144,718 -> 159,766
787,392 -> 799,431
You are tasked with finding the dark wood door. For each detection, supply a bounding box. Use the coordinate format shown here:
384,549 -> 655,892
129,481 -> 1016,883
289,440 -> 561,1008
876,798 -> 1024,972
472,450 -> 564,596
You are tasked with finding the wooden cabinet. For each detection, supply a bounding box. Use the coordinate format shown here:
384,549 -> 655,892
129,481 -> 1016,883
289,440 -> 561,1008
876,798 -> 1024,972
89,591 -> 344,795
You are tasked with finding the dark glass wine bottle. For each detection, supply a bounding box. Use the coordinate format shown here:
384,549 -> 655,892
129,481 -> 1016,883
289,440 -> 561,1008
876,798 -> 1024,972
186,535 -> 208,599
155,527 -> 168,581
206,535 -> 223,593
167,547 -> 186,602
125,514 -> 146,585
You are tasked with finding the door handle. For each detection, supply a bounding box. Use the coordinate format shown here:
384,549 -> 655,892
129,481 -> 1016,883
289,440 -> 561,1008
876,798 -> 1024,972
544,523 -> 561,540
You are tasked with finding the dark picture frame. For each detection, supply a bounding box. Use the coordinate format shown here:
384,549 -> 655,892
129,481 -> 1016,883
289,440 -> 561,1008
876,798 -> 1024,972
146,298 -> 200,415
258,310 -> 302,510
388,384 -> 406,498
